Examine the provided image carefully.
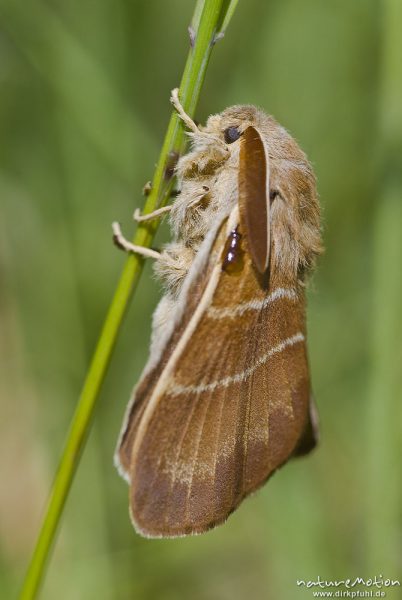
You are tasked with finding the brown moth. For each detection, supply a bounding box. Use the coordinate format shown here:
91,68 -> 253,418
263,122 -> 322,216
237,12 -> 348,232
113,89 -> 323,538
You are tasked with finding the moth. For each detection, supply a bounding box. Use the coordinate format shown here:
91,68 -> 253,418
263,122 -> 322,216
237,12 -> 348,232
113,89 -> 323,538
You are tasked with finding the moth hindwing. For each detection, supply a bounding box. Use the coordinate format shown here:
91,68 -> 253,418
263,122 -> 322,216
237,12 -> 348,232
115,95 -> 322,538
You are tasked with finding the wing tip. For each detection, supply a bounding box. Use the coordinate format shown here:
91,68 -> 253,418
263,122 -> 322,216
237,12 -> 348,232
128,500 -> 232,539
114,449 -> 131,484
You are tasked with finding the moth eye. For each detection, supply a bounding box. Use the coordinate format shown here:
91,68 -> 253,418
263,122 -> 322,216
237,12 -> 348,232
224,126 -> 241,144
270,189 -> 279,202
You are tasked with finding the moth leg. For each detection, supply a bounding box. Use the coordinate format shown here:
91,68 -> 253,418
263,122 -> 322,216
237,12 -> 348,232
171,88 -> 228,151
142,181 -> 152,196
112,222 -> 160,260
188,185 -> 210,207
170,88 -> 199,133
153,241 -> 194,294
188,25 -> 196,48
143,181 -> 179,198
133,205 -> 172,223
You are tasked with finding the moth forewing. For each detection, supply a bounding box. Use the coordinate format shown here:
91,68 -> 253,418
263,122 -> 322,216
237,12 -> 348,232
238,126 -> 270,273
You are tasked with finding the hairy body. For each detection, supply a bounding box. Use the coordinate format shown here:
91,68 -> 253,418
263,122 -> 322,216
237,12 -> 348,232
152,104 -> 322,352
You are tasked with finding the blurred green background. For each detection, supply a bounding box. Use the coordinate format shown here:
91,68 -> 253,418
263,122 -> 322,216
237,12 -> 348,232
1,0 -> 401,598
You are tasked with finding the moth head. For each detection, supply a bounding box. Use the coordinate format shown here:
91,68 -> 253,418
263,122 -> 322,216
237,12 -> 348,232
204,106 -> 323,281
202,106 -> 260,151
